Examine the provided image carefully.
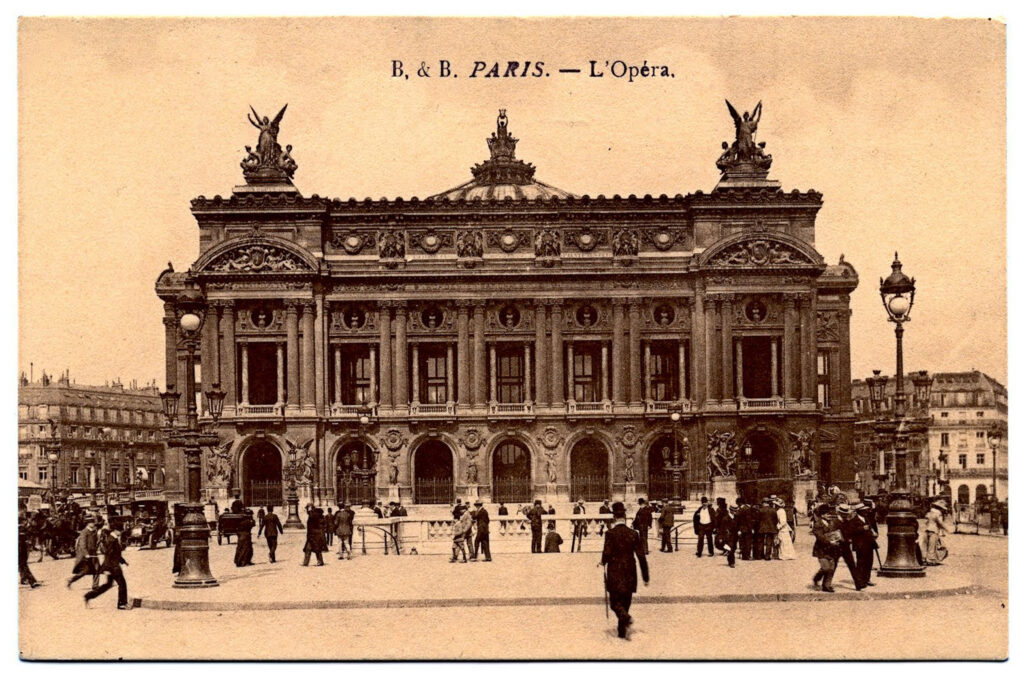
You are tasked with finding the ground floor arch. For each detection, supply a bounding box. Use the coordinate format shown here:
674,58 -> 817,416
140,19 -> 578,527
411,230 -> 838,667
240,440 -> 283,507
414,439 -> 454,504
492,439 -> 531,503
335,440 -> 376,506
957,484 -> 970,505
647,434 -> 687,500
569,437 -> 610,502
737,430 -> 791,503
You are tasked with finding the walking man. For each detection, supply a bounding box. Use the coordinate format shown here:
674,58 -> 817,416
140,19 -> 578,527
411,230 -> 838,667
302,507 -> 327,567
336,503 -> 354,559
601,502 -> 650,640
525,500 -> 545,553
19,516 -> 40,588
631,498 -> 654,555
471,500 -> 491,562
836,503 -> 867,590
719,504 -> 739,567
571,499 -> 588,553
737,499 -> 754,560
811,505 -> 842,592
263,505 -> 284,563
659,498 -> 675,552
758,498 -> 778,560
67,517 -> 100,589
693,497 -> 716,557
84,530 -> 129,610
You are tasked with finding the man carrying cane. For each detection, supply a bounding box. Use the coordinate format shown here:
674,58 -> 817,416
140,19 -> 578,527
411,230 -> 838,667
600,501 -> 650,640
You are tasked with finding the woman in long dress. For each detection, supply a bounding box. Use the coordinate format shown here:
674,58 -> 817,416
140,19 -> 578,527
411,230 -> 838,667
233,512 -> 255,567
776,500 -> 796,560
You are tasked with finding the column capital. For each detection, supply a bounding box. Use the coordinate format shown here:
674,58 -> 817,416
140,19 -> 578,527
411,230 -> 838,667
301,302 -> 315,314
782,292 -> 800,307
537,297 -> 563,308
285,300 -> 301,313
473,302 -> 487,314
455,300 -> 473,313
394,303 -> 409,319
627,298 -> 643,311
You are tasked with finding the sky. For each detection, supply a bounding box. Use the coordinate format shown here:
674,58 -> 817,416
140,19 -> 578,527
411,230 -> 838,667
17,17 -> 1006,387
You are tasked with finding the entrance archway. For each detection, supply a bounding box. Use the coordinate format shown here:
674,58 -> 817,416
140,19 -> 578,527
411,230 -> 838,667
492,440 -> 531,503
335,441 -> 376,506
647,435 -> 686,501
957,484 -> 970,505
570,438 -> 609,502
414,440 -> 454,504
241,441 -> 283,507
736,431 -> 789,503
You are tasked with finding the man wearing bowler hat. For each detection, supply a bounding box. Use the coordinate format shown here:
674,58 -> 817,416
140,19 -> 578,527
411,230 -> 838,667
600,501 -> 649,640
471,500 -> 491,562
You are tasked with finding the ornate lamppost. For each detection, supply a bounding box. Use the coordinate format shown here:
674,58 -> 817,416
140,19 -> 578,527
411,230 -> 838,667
665,410 -> 688,502
867,370 -> 889,495
159,278 -> 227,589
45,419 -> 62,504
987,431 -> 1002,504
127,446 -> 137,502
338,411 -> 375,507
283,445 -> 306,529
875,253 -> 929,578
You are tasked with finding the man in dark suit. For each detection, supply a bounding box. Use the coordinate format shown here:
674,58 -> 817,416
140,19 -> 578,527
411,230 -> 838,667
736,499 -> 754,560
262,505 -> 284,563
693,497 -> 716,557
471,500 -> 491,561
718,504 -> 739,567
631,498 -> 654,555
658,499 -> 675,552
601,501 -> 650,640
757,499 -> 778,561
838,503 -> 872,589
571,499 -> 588,553
84,529 -> 129,610
524,500 -> 545,553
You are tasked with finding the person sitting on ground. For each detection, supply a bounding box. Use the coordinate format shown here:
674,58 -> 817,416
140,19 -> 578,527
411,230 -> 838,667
544,520 -> 563,553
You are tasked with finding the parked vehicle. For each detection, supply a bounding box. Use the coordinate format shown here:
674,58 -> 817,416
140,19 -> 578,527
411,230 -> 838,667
124,500 -> 173,549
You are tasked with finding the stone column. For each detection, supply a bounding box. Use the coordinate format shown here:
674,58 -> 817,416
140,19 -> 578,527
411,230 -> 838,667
411,343 -> 420,406
643,341 -> 652,402
275,342 -> 284,406
706,297 -> 718,401
770,337 -> 779,397
566,342 -> 575,401
801,295 -> 817,404
721,296 -> 734,402
612,302 -> 626,405
534,302 -> 548,406
314,297 -> 326,413
692,291 -> 705,404
736,338 -> 745,398
163,304 -> 177,391
378,304 -> 392,408
394,304 -> 408,408
286,302 -> 299,408
628,300 -> 642,406
550,301 -> 564,407
368,346 -> 377,405
446,344 -> 454,404
678,340 -> 687,400
333,346 -> 342,404
473,304 -> 487,406
782,294 -> 796,401
838,303 -> 853,408
200,306 -> 213,410
239,342 -> 250,405
301,303 -> 315,408
601,343 -> 609,402
489,344 -> 498,403
209,304 -> 221,386
524,343 -> 532,403
457,303 -> 471,408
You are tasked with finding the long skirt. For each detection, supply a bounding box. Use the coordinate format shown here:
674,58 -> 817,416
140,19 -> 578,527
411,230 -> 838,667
234,532 -> 254,566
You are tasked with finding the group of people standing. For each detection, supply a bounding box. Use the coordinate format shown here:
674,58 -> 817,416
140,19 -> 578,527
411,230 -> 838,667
810,499 -> 879,592
450,499 -> 491,562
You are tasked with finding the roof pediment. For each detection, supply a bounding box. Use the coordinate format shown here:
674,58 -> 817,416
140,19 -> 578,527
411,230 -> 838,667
193,233 -> 318,275
698,231 -> 824,270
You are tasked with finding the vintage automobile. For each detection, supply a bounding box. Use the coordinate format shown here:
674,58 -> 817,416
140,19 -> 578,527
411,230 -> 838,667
104,502 -> 134,535
216,510 -> 255,545
124,500 -> 173,549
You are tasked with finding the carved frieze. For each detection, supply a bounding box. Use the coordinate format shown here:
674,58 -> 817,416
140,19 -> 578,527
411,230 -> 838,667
331,230 -> 377,255
641,228 -> 685,251
816,311 -> 840,343
534,228 -> 561,258
565,227 -> 608,252
237,306 -> 285,333
378,230 -> 406,260
611,228 -> 640,257
208,244 -> 311,273
487,229 -> 531,253
408,229 -> 454,254
706,430 -> 737,478
456,230 -> 484,258
709,239 -> 812,267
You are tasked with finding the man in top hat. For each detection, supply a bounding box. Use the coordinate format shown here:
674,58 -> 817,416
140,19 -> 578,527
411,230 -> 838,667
736,498 -> 755,560
836,503 -> 868,589
693,497 -> 716,557
524,500 -> 545,553
571,498 -> 588,553
471,500 -> 491,562
631,498 -> 654,555
601,501 -> 650,640
922,499 -> 952,565
658,497 -> 676,552
718,503 -> 739,567
598,499 -> 612,536
757,498 -> 778,561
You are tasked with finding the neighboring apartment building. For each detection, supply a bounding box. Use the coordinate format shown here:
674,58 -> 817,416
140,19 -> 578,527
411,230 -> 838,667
18,371 -> 169,504
852,370 -> 1007,504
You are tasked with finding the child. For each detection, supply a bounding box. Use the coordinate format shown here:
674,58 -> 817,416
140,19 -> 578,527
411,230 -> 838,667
544,520 -> 563,553
450,511 -> 470,563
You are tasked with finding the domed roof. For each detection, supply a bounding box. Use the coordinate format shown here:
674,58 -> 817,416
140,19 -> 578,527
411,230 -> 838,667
427,110 -> 575,202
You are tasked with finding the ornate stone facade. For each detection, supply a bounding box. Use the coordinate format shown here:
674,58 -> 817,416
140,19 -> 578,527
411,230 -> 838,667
156,105 -> 858,510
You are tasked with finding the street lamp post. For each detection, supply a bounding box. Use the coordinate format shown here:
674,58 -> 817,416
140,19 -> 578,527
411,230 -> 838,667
987,431 -> 1001,503
100,427 -> 113,507
159,277 -> 226,589
664,411 -> 687,502
46,419 -> 61,504
128,449 -> 137,502
876,253 -> 927,578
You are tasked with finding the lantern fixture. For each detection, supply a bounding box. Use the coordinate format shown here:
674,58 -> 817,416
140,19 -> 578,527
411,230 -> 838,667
205,383 -> 226,423
866,369 -> 888,413
879,252 -> 916,323
160,385 -> 182,426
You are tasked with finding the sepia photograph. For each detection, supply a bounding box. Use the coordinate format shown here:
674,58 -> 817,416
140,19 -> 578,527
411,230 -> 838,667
15,15 -> 1008,661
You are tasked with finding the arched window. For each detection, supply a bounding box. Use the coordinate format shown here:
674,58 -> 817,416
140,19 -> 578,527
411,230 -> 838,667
957,484 -> 970,505
492,441 -> 531,503
975,484 -> 988,503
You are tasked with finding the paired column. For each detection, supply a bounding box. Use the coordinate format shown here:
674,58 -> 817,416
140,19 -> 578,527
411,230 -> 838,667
378,304 -> 393,408
770,338 -> 780,397
612,302 -> 626,405
473,305 -> 487,406
301,303 -> 315,408
782,294 -> 796,401
524,344 -> 533,403
368,346 -> 377,405
550,302 -> 564,406
333,346 -> 342,404
220,302 -> 236,408
704,294 -> 717,402
163,305 -> 178,390
601,343 -> 609,402
628,300 -> 642,406
533,302 -> 548,406
489,345 -> 497,403
643,342 -> 652,402
838,303 -> 853,409
275,342 -> 285,405
721,296 -> 734,401
566,343 -> 575,401
240,342 -> 250,404
678,340 -> 687,400
411,343 -> 420,406
457,303 -> 471,407
691,292 -> 705,404
285,303 -> 299,408
735,339 -> 745,398
800,294 -> 817,403
394,304 -> 408,408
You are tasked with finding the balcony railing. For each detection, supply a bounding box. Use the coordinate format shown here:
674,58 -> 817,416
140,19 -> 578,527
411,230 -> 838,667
488,402 -> 535,416
235,404 -> 285,417
644,399 -> 692,415
567,400 -> 613,415
409,402 -> 456,417
330,403 -> 378,418
738,397 -> 786,411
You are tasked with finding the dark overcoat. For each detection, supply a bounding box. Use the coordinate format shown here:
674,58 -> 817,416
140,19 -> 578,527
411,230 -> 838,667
601,523 -> 650,594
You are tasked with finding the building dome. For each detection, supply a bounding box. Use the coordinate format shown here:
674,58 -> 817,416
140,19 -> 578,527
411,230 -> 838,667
428,110 -> 575,202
